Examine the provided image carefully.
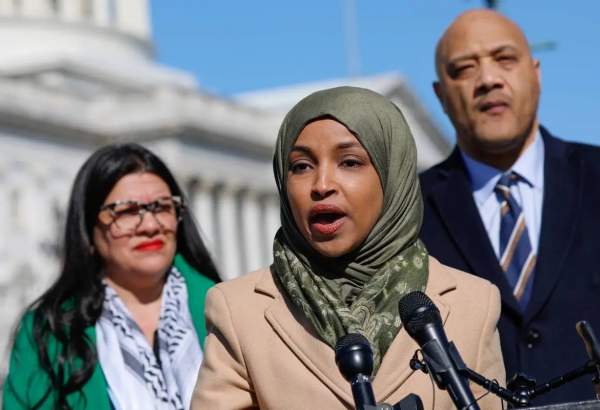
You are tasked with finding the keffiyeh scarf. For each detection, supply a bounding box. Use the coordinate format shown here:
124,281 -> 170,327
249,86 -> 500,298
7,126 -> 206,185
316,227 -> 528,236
96,267 -> 201,410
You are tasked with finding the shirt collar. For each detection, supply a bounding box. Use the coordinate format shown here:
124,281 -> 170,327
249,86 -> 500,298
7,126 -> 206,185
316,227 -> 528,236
460,129 -> 544,206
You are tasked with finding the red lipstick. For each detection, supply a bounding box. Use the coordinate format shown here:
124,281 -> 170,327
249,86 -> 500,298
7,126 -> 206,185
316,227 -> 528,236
134,239 -> 164,251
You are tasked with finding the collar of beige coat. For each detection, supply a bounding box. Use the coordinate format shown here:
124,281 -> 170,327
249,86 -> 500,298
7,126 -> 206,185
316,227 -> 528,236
253,256 -> 457,406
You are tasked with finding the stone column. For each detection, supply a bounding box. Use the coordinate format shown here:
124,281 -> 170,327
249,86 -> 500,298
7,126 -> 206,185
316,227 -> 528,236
239,190 -> 263,273
214,185 -> 242,280
6,172 -> 26,237
22,177 -> 52,244
44,177 -> 70,265
190,180 -> 217,258
21,0 -> 53,16
61,0 -> 81,20
0,0 -> 15,14
0,176 -> 9,276
20,175 -> 55,290
115,0 -> 149,37
92,0 -> 110,26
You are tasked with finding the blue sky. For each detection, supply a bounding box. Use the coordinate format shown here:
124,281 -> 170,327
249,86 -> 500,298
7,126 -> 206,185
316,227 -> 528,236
150,1 -> 600,146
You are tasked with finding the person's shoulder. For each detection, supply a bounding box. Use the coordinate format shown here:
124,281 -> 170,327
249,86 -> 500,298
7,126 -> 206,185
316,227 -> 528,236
419,158 -> 451,181
418,149 -> 460,193
428,256 -> 498,299
204,267 -> 278,332
209,267 -> 276,307
9,308 -> 67,361
427,257 -> 501,335
12,310 -> 36,346
5,311 -> 41,397
543,127 -> 600,161
566,140 -> 600,162
214,267 -> 271,292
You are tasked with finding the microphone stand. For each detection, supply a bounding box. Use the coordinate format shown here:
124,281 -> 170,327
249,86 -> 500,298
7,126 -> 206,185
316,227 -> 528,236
409,320 -> 600,408
363,393 -> 423,410
576,321 -> 600,400
508,361 -> 600,407
411,352 -> 600,408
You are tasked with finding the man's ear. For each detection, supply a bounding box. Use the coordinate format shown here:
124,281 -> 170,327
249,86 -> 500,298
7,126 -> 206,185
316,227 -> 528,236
433,81 -> 447,113
534,58 -> 542,87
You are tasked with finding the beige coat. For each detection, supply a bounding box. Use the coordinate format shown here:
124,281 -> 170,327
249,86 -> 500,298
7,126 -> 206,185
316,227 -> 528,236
192,257 -> 505,409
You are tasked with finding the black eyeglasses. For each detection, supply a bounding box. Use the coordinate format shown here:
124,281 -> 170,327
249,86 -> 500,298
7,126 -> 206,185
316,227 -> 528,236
98,196 -> 184,234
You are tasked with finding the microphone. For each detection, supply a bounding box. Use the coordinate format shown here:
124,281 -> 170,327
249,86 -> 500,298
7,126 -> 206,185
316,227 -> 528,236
335,333 -> 377,410
576,320 -> 600,399
576,321 -> 600,364
398,291 -> 480,410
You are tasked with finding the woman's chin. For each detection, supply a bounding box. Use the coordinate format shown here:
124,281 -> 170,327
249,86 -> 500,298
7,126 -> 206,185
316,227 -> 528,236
132,247 -> 176,269
134,259 -> 173,277
107,257 -> 172,283
309,238 -> 356,259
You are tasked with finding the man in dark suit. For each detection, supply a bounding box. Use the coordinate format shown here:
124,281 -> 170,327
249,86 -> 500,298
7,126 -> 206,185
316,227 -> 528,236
420,9 -> 600,405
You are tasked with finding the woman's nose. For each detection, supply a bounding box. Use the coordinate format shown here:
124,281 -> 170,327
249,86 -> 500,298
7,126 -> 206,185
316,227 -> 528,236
311,166 -> 336,199
136,210 -> 162,234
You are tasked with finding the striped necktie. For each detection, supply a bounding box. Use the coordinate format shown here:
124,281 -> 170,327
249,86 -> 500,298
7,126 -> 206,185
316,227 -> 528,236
495,172 -> 536,309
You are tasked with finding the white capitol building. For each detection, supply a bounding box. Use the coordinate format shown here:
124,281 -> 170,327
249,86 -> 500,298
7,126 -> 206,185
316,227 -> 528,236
0,0 -> 450,366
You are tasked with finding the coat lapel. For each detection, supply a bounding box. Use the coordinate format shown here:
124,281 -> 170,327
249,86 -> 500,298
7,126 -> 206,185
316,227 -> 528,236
428,150 -> 521,315
524,130 -> 582,322
255,260 -> 458,406
373,258 -> 453,402
255,269 -> 355,406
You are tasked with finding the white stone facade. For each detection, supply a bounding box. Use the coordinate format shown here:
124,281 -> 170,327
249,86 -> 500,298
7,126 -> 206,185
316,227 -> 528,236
0,0 -> 450,380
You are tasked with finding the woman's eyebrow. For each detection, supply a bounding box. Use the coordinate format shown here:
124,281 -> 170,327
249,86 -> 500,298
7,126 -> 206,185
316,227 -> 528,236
289,145 -> 312,155
289,140 -> 362,155
336,141 -> 362,150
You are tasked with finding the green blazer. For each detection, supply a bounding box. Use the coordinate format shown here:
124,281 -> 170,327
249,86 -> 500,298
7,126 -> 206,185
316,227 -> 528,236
2,255 -> 216,409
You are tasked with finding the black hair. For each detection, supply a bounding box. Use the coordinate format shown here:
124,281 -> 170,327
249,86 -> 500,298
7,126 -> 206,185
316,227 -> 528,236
23,143 -> 219,408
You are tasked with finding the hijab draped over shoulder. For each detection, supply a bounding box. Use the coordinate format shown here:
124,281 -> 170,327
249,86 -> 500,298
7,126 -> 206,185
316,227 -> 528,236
272,86 -> 428,372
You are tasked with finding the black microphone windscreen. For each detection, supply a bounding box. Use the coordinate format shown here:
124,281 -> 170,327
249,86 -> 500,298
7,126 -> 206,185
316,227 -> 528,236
335,333 -> 374,382
398,291 -> 479,409
576,320 -> 600,362
335,333 -> 369,355
398,291 -> 441,337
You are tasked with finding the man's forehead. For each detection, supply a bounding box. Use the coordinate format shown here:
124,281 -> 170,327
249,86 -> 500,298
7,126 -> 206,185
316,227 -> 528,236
437,10 -> 529,65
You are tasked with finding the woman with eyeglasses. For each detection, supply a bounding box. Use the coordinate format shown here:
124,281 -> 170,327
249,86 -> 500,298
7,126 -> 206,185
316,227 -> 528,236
3,143 -> 220,410
192,87 -> 505,409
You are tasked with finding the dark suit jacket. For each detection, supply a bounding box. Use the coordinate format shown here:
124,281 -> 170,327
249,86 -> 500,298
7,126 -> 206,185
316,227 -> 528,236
419,126 -> 600,406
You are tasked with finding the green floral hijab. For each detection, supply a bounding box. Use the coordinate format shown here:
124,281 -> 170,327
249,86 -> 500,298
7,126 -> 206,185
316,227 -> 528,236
272,86 -> 428,373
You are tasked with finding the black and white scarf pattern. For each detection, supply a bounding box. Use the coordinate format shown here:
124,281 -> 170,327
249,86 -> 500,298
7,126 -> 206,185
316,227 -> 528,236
96,267 -> 202,410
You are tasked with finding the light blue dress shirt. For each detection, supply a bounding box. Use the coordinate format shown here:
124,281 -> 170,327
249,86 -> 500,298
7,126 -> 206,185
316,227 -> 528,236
460,131 -> 545,258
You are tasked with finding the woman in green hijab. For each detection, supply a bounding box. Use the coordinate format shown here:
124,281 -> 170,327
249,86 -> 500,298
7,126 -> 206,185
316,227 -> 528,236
192,87 -> 505,409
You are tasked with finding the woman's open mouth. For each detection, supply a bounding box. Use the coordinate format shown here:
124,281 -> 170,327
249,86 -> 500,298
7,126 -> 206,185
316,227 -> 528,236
309,205 -> 346,236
